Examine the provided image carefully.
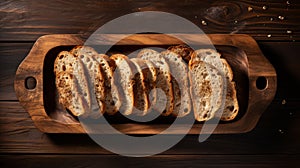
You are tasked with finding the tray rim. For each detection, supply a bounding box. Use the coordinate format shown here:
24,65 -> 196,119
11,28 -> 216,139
14,33 -> 277,134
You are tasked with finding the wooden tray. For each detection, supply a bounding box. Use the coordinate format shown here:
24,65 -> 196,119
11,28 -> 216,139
14,34 -> 277,134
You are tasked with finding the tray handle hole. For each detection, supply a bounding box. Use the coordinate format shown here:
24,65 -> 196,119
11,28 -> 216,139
25,76 -> 37,90
256,76 -> 268,90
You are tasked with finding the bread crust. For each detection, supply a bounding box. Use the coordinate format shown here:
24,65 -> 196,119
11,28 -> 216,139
167,44 -> 194,63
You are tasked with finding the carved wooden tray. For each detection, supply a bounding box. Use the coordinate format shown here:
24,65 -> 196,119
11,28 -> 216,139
14,34 -> 277,134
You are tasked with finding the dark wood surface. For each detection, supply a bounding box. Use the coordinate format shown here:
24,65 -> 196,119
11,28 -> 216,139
0,0 -> 299,167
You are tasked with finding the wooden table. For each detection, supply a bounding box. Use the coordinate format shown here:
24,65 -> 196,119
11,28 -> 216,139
0,0 -> 299,167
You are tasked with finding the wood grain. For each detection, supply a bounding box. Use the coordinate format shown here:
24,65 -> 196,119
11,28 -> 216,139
0,43 -> 32,100
1,101 -> 299,155
0,0 -> 299,167
0,0 -> 299,42
1,154 -> 299,168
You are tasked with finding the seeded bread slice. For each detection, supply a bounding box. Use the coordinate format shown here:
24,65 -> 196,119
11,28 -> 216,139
70,46 -> 102,118
161,50 -> 191,117
110,54 -> 135,116
130,58 -> 150,116
137,49 -> 174,116
94,54 -> 121,115
54,51 -> 91,118
191,49 -> 238,121
189,61 -> 224,121
191,49 -> 224,118
55,71 -> 89,116
143,59 -> 157,113
220,59 -> 239,121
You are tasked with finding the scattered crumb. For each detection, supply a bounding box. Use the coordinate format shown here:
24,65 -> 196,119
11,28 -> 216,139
278,129 -> 284,134
234,20 -> 238,24
286,1 -> 290,5
287,30 -> 292,34
201,20 -> 207,26
267,34 -> 272,38
248,6 -> 253,12
195,15 -> 198,19
270,17 -> 274,21
282,99 -> 286,105
278,15 -> 285,20
262,5 -> 268,10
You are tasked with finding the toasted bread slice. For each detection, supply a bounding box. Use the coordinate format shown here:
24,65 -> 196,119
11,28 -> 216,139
70,46 -> 102,118
110,54 -> 135,115
93,54 -> 120,115
55,71 -> 89,116
143,59 -> 157,113
54,51 -> 91,118
130,58 -> 150,116
161,50 -> 191,117
191,49 -> 224,118
137,49 -> 174,116
191,49 -> 238,121
189,61 -> 224,121
220,59 -> 239,121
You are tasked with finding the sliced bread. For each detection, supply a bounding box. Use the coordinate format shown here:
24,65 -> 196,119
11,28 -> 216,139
191,49 -> 238,121
137,49 -> 174,116
161,50 -> 191,117
220,59 -> 239,121
70,46 -> 102,118
191,49 -> 224,118
55,71 -> 89,116
188,61 -> 224,121
54,51 -> 91,118
143,59 -> 157,113
110,54 -> 135,116
130,58 -> 150,116
94,54 -> 121,115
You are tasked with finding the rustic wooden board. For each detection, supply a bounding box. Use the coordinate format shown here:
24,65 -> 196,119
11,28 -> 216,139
0,0 -> 299,42
13,34 -> 276,134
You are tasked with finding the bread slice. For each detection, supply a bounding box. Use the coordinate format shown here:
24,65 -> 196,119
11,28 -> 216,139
91,55 -> 106,116
93,54 -> 121,115
191,49 -> 224,119
167,44 -> 194,63
137,49 -> 174,116
70,46 -> 102,118
143,59 -> 157,113
55,71 -> 89,116
191,49 -> 238,121
220,59 -> 239,121
130,58 -> 149,116
110,54 -> 135,116
54,51 -> 91,118
161,50 -> 191,117
189,61 -> 224,121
